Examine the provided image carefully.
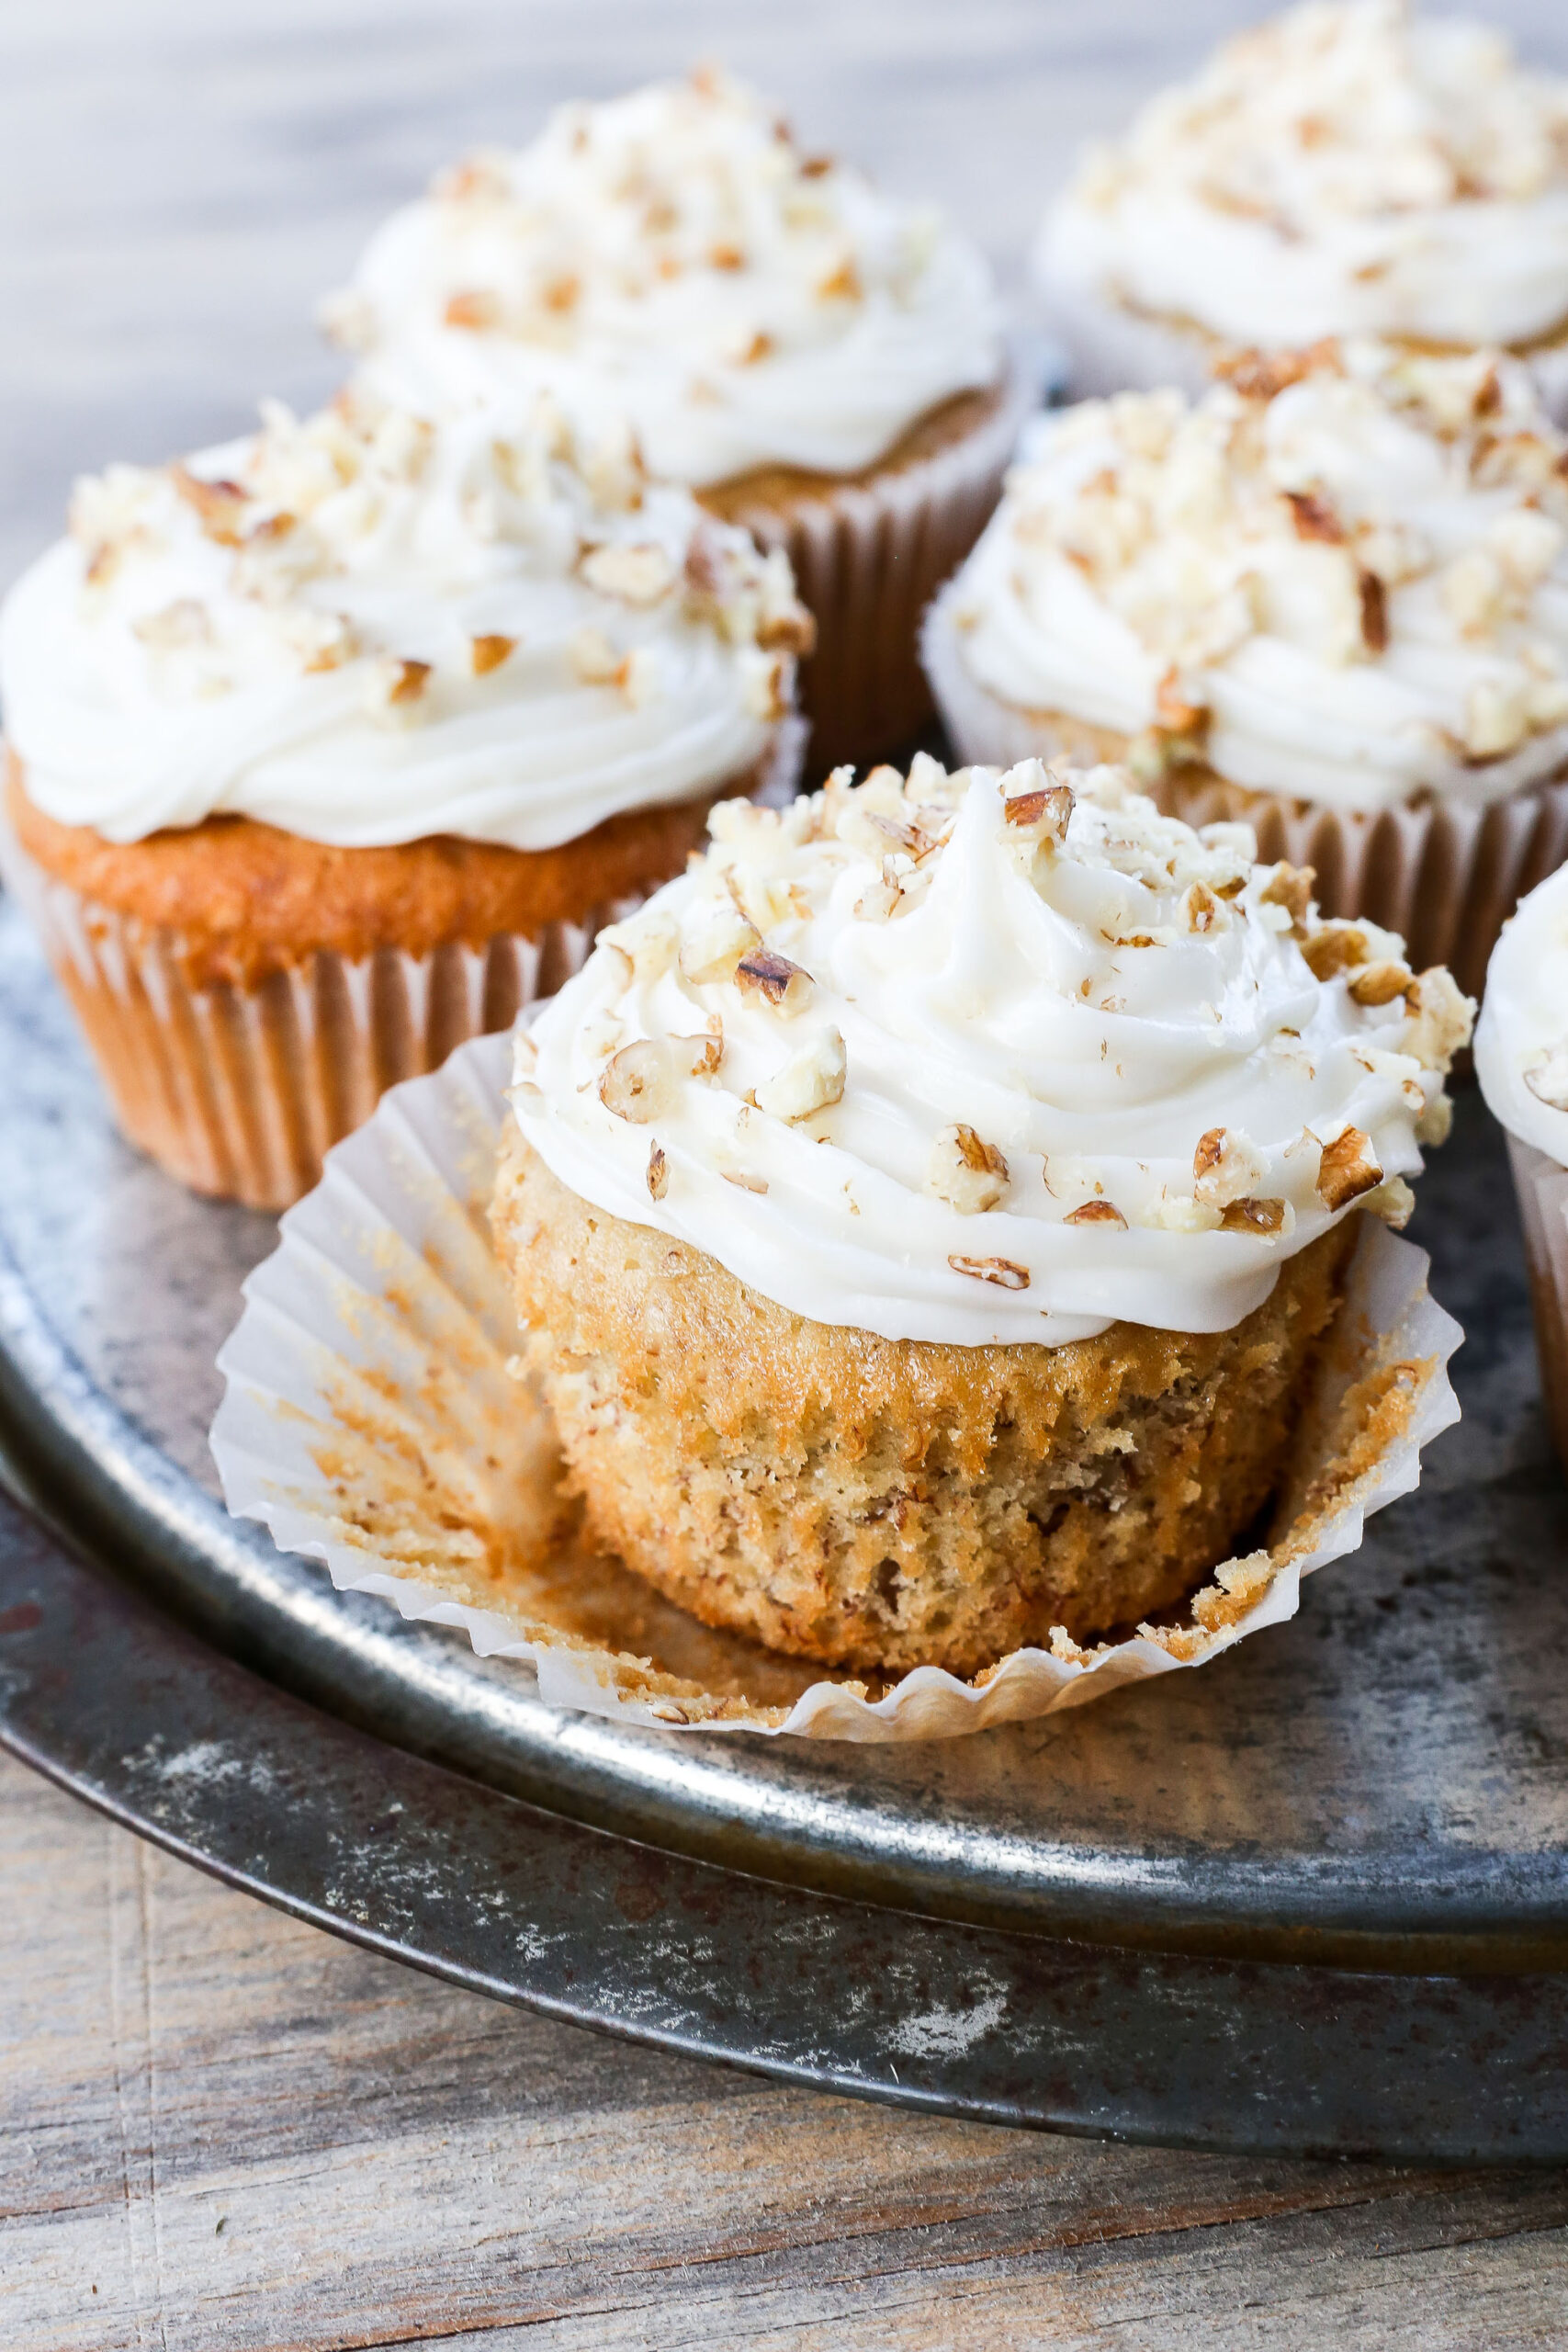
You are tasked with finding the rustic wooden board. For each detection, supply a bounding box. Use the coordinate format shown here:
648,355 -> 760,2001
6,1749 -> 1568,2349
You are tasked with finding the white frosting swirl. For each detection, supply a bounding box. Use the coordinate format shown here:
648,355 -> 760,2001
1476,865 -> 1568,1158
943,343 -> 1568,815
0,390 -> 807,851
511,755 -> 1470,1346
1038,1 -> 1568,353
325,70 -> 1003,488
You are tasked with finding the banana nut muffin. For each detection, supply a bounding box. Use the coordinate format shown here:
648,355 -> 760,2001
924,338 -> 1568,993
494,754 -> 1472,1677
0,387 -> 808,1206
321,67 -> 1027,762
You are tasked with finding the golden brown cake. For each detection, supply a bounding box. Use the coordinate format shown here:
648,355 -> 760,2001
493,752 -> 1472,1676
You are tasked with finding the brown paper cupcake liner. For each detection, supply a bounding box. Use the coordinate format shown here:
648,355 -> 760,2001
1504,1134 -> 1568,1476
713,360 -> 1034,770
924,594 -> 1568,1001
0,726 -> 805,1212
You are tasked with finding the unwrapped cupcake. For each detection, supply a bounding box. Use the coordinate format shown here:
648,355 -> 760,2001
925,338 -> 1568,996
493,752 -> 1472,1679
321,68 -> 1026,763
1035,0 -> 1568,421
1476,867 -> 1568,1473
0,388 -> 808,1209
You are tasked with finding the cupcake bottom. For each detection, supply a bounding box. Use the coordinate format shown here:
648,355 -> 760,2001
701,362 -> 1032,770
1032,263 -> 1568,425
1,729 -> 798,1210
923,605 -> 1568,1001
492,1129 -> 1359,1679
1503,1134 -> 1568,1476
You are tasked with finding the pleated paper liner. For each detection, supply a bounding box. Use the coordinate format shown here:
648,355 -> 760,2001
0,725 -> 805,1214
210,1030 -> 1461,1744
924,593 -> 1568,1002
708,356 -> 1037,770
1502,1134 -> 1568,1478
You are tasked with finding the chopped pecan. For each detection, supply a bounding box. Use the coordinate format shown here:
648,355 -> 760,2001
948,1253 -> 1031,1289
1063,1199 -> 1128,1228
1221,1197 -> 1288,1236
470,633 -> 516,675
1284,490 -> 1344,544
1358,567 -> 1389,654
735,948 -> 815,1015
1315,1126 -> 1382,1210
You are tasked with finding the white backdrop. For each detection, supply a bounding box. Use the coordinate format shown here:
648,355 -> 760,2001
2,0 -> 1565,585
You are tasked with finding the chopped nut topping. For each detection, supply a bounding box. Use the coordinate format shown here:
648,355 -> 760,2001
1063,1199 -> 1128,1228
470,633 -> 516,675
580,542 -> 677,605
1216,344 -> 1338,402
722,1168 -> 769,1195
680,900 -> 761,985
1002,779 -> 1075,842
927,1125 -> 1010,1215
1284,490 -> 1344,544
1348,960 -> 1415,1008
646,1142 -> 670,1200
734,947 -> 815,1015
948,1254 -> 1031,1289
1258,863 -> 1314,936
756,1026 -> 846,1122
1301,922 -> 1371,979
170,467 -> 249,546
1358,567 -> 1389,654
1155,669 -> 1205,734
1221,1196 -> 1288,1236
445,289 -> 502,331
1315,1125 -> 1382,1210
386,658 -> 432,706
1193,1126 -> 1267,1207
599,1039 -> 676,1123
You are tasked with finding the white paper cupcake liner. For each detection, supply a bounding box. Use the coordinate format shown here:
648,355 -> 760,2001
716,358 -> 1036,769
210,1029 -> 1461,1744
0,722 -> 804,1212
924,592 -> 1568,1001
1502,1133 -> 1568,1475
1033,259 -> 1568,427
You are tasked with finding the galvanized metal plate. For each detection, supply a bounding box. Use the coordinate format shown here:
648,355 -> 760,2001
5,896 -> 1568,1984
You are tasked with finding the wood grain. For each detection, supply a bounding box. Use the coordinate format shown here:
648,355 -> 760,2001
4,1751 -> 1568,2350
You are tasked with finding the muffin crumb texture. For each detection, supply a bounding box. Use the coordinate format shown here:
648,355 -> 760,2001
493,1126 -> 1356,1675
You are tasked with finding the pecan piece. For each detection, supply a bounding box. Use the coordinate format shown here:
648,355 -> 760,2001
1221,1197 -> 1288,1236
1315,1126 -> 1382,1210
948,1254 -> 1031,1289
735,948 -> 815,1015
470,633 -> 515,675
1063,1199 -> 1128,1228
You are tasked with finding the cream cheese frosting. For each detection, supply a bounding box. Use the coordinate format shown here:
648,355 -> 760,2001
1038,0 -> 1568,354
940,341 -> 1568,815
510,754 -> 1472,1346
1476,866 -> 1568,1158
0,389 -> 809,851
323,68 -> 1004,489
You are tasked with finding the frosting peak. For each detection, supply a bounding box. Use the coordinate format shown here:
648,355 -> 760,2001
0,388 -> 808,850
943,340 -> 1568,813
1040,0 -> 1568,352
511,755 -> 1471,1345
325,69 -> 1003,485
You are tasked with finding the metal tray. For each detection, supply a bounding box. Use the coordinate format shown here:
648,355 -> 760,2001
5,895 -> 1568,2162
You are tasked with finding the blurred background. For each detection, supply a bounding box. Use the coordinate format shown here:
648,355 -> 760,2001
3,0 -> 1565,589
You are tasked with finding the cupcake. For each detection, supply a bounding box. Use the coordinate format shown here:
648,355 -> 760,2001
492,753 -> 1471,1678
924,339 -> 1568,998
1476,867 -> 1568,1472
0,387 -> 808,1210
320,67 -> 1027,764
1035,0 -> 1568,421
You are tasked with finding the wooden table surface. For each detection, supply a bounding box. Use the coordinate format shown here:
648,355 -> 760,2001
6,3 -> 1568,2345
